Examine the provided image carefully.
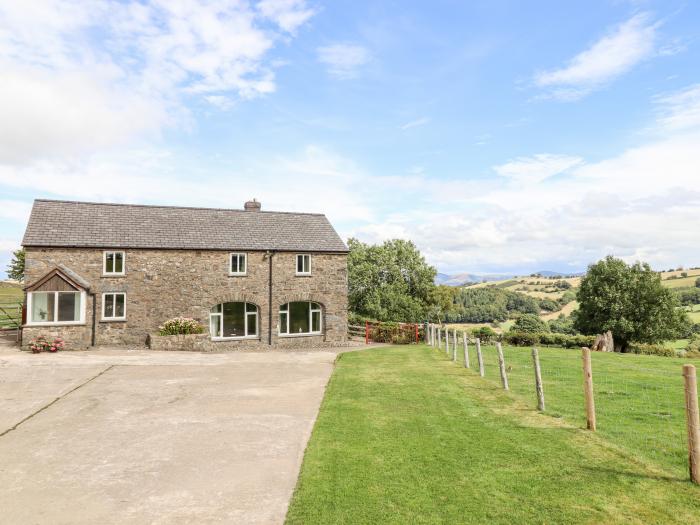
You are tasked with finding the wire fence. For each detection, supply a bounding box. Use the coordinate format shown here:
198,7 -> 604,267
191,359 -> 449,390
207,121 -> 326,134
426,323 -> 699,482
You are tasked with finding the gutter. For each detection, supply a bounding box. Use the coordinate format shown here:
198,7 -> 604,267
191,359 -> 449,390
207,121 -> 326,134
90,293 -> 96,346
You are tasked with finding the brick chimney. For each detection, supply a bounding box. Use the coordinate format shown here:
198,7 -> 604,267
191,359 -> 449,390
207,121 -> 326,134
244,198 -> 261,212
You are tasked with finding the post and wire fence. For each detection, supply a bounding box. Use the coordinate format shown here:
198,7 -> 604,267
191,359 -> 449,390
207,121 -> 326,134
424,323 -> 700,484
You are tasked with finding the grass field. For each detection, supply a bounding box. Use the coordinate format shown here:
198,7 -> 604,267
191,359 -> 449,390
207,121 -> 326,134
287,345 -> 700,524
684,304 -> 700,323
0,282 -> 23,328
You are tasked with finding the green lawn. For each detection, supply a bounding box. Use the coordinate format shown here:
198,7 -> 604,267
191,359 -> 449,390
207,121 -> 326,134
287,345 -> 700,524
0,282 -> 23,328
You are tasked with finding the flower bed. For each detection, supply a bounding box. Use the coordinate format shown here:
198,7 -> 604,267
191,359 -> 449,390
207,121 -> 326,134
29,336 -> 65,353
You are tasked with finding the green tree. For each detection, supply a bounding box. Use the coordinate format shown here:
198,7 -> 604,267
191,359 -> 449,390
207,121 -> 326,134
347,238 -> 436,322
512,313 -> 549,333
696,277 -> 700,288
6,248 -> 25,282
575,256 -> 688,351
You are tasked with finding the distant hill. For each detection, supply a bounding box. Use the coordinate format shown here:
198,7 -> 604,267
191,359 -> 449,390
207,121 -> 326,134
435,270 -> 584,287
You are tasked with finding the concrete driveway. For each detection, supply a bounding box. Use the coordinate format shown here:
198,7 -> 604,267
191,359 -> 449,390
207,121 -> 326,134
0,347 -> 337,524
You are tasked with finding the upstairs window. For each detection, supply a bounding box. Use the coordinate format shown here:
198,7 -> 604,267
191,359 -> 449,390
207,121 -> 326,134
296,254 -> 311,275
279,302 -> 321,335
229,253 -> 247,276
102,293 -> 126,320
103,251 -> 125,275
210,302 -> 258,339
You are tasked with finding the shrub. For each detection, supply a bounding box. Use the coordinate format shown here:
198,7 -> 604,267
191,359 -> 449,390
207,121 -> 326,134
29,336 -> 64,353
513,314 -> 549,333
696,277 -> 700,288
628,343 -> 678,357
504,331 -> 540,346
158,317 -> 204,336
471,326 -> 496,343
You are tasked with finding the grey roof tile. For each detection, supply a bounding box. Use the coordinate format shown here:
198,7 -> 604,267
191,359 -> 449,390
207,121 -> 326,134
22,200 -> 348,252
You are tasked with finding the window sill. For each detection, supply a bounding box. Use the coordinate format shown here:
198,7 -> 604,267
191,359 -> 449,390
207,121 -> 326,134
228,273 -> 248,277
295,273 -> 312,277
101,274 -> 126,278
25,322 -> 86,327
210,336 -> 260,341
100,318 -> 127,323
278,332 -> 322,338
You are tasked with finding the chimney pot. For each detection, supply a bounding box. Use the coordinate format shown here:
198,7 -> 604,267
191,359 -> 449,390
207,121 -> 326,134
244,199 -> 261,212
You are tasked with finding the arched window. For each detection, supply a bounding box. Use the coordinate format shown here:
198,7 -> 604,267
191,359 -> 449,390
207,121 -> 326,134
279,302 -> 322,335
210,302 -> 258,339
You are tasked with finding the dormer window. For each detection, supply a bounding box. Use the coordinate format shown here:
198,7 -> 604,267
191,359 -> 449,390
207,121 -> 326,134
296,254 -> 311,275
229,253 -> 247,276
103,251 -> 125,276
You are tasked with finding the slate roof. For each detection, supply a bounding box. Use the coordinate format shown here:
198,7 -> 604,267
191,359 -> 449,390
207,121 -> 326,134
22,200 -> 348,253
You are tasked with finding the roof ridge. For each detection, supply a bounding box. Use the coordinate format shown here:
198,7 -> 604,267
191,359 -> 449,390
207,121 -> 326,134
33,199 -> 327,217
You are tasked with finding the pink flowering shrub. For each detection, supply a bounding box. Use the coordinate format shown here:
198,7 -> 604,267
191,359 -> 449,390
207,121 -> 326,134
158,317 -> 204,336
29,336 -> 65,353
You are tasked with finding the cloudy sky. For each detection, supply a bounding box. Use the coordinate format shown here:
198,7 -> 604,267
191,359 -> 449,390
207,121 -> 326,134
1,0 -> 699,277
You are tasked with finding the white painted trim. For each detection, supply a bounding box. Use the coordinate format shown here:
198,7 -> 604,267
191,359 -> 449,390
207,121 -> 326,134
278,301 -> 322,336
101,292 -> 127,321
103,251 -> 126,276
209,301 -> 258,339
295,253 -> 311,275
228,252 -> 248,276
26,290 -> 86,326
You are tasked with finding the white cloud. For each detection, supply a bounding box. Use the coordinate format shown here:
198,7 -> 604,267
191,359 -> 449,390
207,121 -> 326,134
654,84 -> 700,132
400,117 -> 430,131
0,1 -> 315,164
534,13 -> 658,100
257,0 -> 316,34
493,154 -> 583,184
317,43 -> 370,79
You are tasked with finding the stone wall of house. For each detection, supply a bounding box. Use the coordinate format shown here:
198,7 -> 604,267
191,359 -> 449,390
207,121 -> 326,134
23,247 -> 348,350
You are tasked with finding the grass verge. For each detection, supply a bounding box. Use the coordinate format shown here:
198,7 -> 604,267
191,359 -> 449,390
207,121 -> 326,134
286,345 -> 700,524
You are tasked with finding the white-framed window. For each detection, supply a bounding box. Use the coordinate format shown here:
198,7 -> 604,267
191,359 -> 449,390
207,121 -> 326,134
209,302 -> 258,339
229,253 -> 247,276
102,292 -> 126,321
279,301 -> 321,336
296,254 -> 311,275
103,251 -> 125,275
27,291 -> 86,326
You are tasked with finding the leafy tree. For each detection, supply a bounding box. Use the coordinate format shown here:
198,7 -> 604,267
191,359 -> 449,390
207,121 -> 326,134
696,277 -> 700,288
347,238 -> 436,322
539,298 -> 559,312
513,313 -> 549,333
547,314 -> 578,335
472,326 -> 496,342
6,248 -> 25,282
575,256 -> 689,351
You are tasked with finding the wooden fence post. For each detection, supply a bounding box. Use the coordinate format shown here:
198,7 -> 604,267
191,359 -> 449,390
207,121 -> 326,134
582,348 -> 596,431
437,327 -> 441,350
532,347 -> 545,411
683,364 -> 700,484
365,321 -> 369,345
463,332 -> 470,368
496,342 -> 509,390
445,328 -> 450,355
452,328 -> 457,363
476,338 -> 484,377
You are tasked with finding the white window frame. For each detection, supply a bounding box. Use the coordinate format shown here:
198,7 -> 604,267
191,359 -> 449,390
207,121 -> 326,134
101,292 -> 127,321
26,291 -> 87,326
209,302 -> 259,340
296,254 -> 311,276
229,253 -> 248,276
103,251 -> 125,276
279,301 -> 322,337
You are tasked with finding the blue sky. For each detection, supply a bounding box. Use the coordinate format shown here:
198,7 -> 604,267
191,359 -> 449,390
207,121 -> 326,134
1,0 -> 700,278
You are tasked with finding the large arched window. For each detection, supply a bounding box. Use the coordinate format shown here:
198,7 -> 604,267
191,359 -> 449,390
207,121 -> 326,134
279,302 -> 322,336
210,302 -> 258,339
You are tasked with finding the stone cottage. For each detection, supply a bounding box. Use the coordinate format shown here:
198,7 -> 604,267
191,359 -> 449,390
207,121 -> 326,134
21,199 -> 348,350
